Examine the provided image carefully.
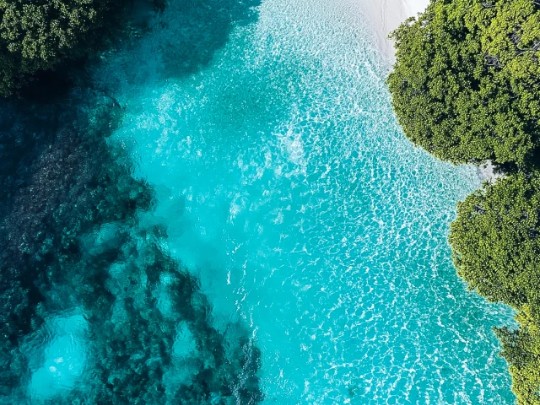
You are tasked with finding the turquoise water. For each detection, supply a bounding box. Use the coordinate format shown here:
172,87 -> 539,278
25,312 -> 88,401
88,0 -> 516,402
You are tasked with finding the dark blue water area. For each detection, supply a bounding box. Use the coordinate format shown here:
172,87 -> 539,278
0,0 -> 264,398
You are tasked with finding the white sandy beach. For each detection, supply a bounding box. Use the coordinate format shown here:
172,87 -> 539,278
356,0 -> 430,61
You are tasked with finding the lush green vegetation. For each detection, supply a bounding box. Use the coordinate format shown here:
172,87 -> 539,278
389,0 -> 540,403
0,0 -> 113,95
450,174 -> 540,404
388,0 -> 540,167
450,174 -> 540,309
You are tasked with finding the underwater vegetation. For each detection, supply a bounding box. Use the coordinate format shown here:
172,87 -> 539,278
0,0 -> 264,402
0,88 -> 263,403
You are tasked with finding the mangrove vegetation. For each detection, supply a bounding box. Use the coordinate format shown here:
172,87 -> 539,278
388,0 -> 540,167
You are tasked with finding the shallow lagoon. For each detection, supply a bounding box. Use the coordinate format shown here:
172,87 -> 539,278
93,0 -> 515,402
0,0 -> 516,403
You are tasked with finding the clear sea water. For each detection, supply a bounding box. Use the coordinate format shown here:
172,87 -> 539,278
28,0 -> 515,402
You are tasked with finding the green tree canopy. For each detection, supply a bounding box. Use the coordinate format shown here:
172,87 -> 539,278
497,306 -> 540,405
389,0 -> 540,402
450,173 -> 540,308
388,0 -> 540,167
0,0 -> 111,95
450,173 -> 540,403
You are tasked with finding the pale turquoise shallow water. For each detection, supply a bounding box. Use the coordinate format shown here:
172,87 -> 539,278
88,0 -> 515,402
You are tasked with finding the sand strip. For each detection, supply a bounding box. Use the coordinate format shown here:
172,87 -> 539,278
355,0 -> 429,62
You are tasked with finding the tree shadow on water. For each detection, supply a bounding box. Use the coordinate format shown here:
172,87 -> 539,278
157,0 -> 261,78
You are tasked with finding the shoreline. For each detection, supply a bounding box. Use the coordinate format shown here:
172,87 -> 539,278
371,0 -> 540,401
356,0 -> 430,62
357,0 -> 499,184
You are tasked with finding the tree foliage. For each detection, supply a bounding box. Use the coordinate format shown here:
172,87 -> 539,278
497,306 -> 540,405
450,174 -> 540,403
450,173 -> 540,308
0,0 -> 111,95
388,0 -> 540,166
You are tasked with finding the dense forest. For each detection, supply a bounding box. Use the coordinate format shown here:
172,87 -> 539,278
389,0 -> 540,403
0,0 -> 118,95
389,0 -> 540,167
